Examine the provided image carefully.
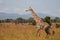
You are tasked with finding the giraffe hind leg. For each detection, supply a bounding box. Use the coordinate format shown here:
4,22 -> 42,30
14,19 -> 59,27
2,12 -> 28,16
45,26 -> 51,35
45,27 -> 51,38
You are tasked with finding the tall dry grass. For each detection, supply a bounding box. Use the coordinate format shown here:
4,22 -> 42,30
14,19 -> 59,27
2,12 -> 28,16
0,23 -> 60,40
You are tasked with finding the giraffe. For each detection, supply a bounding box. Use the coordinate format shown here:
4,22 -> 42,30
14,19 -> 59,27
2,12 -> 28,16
25,7 -> 51,36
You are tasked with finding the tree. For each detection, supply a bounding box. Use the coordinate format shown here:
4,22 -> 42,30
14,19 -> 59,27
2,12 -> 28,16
15,17 -> 23,24
5,19 -> 13,23
44,16 -> 51,25
15,17 -> 27,24
51,17 -> 60,23
27,17 -> 36,25
54,17 -> 60,23
0,20 -> 2,23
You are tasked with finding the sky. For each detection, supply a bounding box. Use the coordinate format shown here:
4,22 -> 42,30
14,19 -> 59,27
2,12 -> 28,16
0,0 -> 60,17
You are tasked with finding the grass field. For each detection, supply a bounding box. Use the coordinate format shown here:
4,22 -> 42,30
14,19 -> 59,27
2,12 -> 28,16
0,23 -> 60,40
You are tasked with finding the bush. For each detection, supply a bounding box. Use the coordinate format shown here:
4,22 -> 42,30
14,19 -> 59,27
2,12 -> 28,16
44,16 -> 51,25
56,24 -> 60,28
32,20 -> 36,25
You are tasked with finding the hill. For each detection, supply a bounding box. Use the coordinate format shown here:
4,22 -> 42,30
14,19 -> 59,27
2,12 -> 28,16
0,12 -> 55,19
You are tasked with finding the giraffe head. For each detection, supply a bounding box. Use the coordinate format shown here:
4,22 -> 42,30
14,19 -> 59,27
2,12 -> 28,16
25,7 -> 33,12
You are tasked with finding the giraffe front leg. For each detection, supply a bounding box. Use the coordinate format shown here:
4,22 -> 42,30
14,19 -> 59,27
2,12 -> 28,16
36,29 -> 40,36
36,28 -> 41,37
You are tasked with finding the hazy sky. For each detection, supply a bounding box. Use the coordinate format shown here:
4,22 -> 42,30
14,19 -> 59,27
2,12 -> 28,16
0,0 -> 60,17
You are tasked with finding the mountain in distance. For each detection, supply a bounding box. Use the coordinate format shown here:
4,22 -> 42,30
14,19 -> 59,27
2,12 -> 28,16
0,12 -> 55,19
0,12 -> 32,19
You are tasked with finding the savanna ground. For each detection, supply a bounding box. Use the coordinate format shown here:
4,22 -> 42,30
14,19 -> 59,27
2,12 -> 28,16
0,23 -> 60,40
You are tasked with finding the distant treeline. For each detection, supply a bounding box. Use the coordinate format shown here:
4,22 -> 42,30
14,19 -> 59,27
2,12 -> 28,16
0,16 -> 60,25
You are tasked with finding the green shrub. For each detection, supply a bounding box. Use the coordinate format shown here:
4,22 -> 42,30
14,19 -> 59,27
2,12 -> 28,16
32,20 -> 36,25
56,24 -> 60,28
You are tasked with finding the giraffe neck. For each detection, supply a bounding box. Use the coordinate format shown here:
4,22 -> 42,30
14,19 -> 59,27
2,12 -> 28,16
31,10 -> 38,18
31,9 -> 43,23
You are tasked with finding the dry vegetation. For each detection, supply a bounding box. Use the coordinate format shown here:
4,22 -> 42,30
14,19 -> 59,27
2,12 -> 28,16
0,23 -> 60,40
